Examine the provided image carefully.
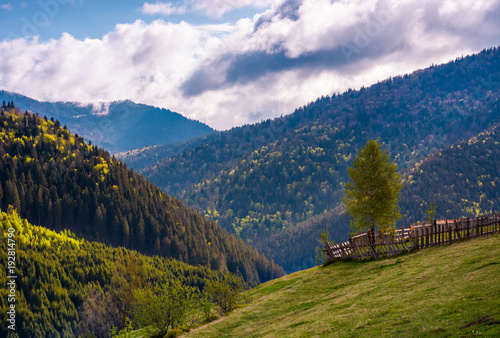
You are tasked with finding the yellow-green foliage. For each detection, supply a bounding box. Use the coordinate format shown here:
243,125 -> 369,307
0,210 -> 223,337
94,162 -> 110,176
0,210 -> 81,252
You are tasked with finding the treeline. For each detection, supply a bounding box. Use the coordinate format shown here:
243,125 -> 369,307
254,207 -> 350,273
116,132 -> 221,172
144,47 -> 500,252
0,209 -> 224,337
399,125 -> 500,223
262,125 -> 500,273
0,108 -> 284,284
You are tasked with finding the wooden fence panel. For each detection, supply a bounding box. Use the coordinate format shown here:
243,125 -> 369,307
324,214 -> 500,261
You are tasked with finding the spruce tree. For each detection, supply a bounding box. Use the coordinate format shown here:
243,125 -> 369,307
343,139 -> 402,235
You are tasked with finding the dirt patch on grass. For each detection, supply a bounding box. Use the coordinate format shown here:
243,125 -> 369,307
460,315 -> 498,329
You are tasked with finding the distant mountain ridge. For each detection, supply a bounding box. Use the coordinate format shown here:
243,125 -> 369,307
0,91 -> 215,153
135,47 -> 500,272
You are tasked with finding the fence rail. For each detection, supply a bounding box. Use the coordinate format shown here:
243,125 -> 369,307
324,214 -> 500,261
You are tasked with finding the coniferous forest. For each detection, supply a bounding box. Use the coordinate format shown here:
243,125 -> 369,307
127,47 -> 500,271
0,107 -> 284,284
0,209 -> 225,337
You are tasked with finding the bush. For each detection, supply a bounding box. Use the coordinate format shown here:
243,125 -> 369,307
205,272 -> 244,315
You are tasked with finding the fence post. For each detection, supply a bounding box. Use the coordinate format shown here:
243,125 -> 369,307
445,219 -> 449,243
409,225 -> 414,249
467,217 -> 470,237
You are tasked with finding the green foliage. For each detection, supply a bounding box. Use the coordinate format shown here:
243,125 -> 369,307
344,139 -> 402,234
0,210 -> 223,337
187,234 -> 500,337
426,201 -> 437,222
314,247 -> 325,268
205,272 -> 244,316
315,229 -> 330,267
110,255 -> 147,330
140,47 -> 500,272
134,280 -> 200,337
0,108 -> 284,284
111,317 -> 134,337
400,125 -> 500,222
318,229 -> 329,245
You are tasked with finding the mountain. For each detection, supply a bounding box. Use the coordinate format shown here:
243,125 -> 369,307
0,106 -> 284,284
0,209 -> 223,337
399,124 -> 500,222
115,132 -> 222,171
136,47 -> 500,272
0,91 -> 215,153
184,234 -> 500,337
256,124 -> 500,273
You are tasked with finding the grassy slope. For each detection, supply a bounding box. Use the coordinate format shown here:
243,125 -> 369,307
185,234 -> 500,337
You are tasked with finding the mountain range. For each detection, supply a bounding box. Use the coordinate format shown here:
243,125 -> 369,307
121,47 -> 500,273
0,91 -> 214,153
1,46 -> 500,336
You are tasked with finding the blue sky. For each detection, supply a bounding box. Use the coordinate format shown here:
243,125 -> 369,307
0,0 -> 265,41
1,0 -> 500,130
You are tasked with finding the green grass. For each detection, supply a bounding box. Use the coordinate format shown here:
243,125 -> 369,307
184,234 -> 500,337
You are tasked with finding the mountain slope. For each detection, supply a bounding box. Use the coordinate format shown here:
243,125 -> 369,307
0,210 -> 223,337
399,124 -> 500,222
0,107 -> 284,284
256,124 -> 500,273
143,47 -> 500,248
186,234 -> 500,337
0,91 -> 215,153
115,132 -> 222,171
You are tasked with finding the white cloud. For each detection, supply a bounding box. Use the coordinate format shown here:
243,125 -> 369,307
141,2 -> 186,16
1,3 -> 13,10
1,0 -> 500,130
142,0 -> 274,18
192,0 -> 274,18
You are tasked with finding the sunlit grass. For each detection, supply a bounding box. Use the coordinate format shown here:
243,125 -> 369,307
184,234 -> 500,337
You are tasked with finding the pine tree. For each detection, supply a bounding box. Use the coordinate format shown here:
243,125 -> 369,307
4,180 -> 21,212
343,139 -> 402,235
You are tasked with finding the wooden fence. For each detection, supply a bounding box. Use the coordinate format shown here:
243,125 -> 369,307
324,214 -> 500,261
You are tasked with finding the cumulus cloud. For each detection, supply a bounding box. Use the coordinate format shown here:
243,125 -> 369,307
180,0 -> 500,98
1,0 -> 500,130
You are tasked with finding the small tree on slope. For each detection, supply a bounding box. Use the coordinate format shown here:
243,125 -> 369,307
343,139 -> 402,236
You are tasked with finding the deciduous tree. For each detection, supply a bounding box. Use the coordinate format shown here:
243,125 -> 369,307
343,139 -> 402,235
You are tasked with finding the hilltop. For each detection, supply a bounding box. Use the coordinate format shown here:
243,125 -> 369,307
185,234 -> 500,337
0,91 -> 215,153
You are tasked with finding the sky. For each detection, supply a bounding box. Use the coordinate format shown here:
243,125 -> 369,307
0,0 -> 499,130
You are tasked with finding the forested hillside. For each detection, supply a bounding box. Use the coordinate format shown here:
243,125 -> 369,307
143,47 -> 500,255
399,124 -> 500,222
0,209 -> 223,337
0,92 -> 215,153
0,107 -> 284,284
257,124 -> 500,273
116,132 -> 221,171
